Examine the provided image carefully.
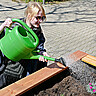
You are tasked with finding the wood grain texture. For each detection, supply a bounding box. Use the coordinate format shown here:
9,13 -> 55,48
68,50 -> 88,63
81,55 -> 96,67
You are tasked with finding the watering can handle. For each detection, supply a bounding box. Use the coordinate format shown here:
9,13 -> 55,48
11,18 -> 39,47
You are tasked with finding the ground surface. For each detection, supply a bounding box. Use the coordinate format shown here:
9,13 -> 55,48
0,0 -> 96,96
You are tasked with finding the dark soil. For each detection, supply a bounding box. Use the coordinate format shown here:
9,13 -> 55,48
36,76 -> 94,96
22,64 -> 96,96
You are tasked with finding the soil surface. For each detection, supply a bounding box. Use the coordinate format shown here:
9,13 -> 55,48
36,76 -> 95,96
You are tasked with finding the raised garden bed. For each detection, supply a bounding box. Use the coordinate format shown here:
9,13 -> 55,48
0,51 -> 96,96
22,67 -> 96,96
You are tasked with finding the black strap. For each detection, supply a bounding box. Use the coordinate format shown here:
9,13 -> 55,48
0,51 -> 3,65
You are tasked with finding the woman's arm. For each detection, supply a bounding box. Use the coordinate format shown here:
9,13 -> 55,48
37,33 -> 50,62
0,18 -> 12,34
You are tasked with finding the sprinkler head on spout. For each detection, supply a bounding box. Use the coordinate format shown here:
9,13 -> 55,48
55,57 -> 66,66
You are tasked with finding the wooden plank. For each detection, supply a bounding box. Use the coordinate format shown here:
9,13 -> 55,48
81,55 -> 96,67
0,89 -> 12,96
71,51 -> 96,67
0,63 -> 68,96
84,55 -> 96,61
68,50 -> 88,63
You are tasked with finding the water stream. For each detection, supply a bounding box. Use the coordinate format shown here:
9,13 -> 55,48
63,54 -> 96,86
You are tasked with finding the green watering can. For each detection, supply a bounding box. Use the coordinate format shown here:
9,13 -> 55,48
0,18 -> 66,66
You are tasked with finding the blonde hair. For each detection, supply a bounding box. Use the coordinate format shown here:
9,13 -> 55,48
25,2 -> 46,19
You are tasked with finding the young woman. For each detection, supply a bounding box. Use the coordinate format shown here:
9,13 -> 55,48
0,2 -> 49,88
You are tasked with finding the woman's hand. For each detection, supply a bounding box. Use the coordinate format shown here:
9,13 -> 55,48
3,18 -> 12,28
39,52 -> 50,62
0,18 -> 12,33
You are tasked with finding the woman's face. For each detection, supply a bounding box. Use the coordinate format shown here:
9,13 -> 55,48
30,11 -> 45,27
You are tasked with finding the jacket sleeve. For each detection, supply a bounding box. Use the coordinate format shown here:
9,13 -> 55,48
36,33 -> 46,55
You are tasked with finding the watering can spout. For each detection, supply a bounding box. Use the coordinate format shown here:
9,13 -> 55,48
23,50 -> 66,66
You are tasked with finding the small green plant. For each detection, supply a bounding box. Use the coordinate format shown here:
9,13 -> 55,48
86,82 -> 96,94
25,0 -> 36,3
60,94 -> 64,96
